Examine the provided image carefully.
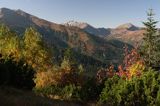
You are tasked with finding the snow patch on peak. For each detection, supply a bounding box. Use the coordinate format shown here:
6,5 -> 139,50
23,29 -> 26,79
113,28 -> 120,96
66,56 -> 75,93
64,20 -> 89,29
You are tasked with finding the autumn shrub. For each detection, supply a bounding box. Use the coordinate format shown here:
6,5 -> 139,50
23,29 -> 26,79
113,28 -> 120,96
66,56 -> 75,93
96,46 -> 145,83
33,58 -> 85,100
115,45 -> 145,79
34,70 -> 58,89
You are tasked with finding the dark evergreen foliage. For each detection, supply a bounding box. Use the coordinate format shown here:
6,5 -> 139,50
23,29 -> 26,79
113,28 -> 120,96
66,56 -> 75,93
0,58 -> 35,89
140,9 -> 160,67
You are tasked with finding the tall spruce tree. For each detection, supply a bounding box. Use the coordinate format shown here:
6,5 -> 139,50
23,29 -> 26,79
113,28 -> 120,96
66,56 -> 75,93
140,9 -> 160,68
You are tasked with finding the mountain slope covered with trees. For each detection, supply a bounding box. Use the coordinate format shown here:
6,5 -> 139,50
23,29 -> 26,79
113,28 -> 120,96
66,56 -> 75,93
0,8 -> 132,67
0,8 -> 160,106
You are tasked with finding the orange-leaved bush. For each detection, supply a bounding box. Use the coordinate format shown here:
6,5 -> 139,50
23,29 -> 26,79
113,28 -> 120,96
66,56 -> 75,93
116,45 -> 145,79
96,45 -> 145,81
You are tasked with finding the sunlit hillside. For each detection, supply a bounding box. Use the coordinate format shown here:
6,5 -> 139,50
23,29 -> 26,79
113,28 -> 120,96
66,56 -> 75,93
0,0 -> 160,106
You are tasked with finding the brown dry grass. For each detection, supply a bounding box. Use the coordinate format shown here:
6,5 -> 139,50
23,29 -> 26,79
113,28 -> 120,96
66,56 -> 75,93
0,86 -> 84,106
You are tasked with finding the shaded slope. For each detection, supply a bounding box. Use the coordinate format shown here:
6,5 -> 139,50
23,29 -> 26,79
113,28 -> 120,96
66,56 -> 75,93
0,8 -> 132,65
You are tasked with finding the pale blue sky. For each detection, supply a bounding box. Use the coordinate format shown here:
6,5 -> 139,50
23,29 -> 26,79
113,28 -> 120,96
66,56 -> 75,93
0,0 -> 160,28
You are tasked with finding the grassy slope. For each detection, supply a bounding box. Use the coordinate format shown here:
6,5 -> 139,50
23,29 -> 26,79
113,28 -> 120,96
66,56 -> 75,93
0,86 -> 85,106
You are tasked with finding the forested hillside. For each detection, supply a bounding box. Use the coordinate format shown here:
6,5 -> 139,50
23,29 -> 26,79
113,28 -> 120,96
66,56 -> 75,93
0,7 -> 160,106
0,8 -> 132,67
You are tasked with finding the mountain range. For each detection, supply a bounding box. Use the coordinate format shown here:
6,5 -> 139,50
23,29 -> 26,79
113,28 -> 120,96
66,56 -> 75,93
64,21 -> 144,45
0,8 -> 145,70
64,20 -> 111,37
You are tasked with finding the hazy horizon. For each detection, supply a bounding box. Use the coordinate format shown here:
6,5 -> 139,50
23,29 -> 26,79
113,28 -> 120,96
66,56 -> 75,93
0,0 -> 160,28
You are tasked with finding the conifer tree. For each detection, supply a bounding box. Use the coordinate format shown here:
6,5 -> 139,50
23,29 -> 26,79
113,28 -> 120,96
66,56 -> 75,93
140,9 -> 160,67
23,27 -> 53,71
0,25 -> 22,61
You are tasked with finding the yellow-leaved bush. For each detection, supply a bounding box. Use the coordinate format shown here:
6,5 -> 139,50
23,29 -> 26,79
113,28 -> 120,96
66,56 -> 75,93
34,70 -> 59,88
127,61 -> 145,78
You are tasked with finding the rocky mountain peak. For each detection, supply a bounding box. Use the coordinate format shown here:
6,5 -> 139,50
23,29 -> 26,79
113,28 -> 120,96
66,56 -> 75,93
0,8 -> 14,15
116,23 -> 139,31
15,9 -> 31,18
0,8 -> 11,12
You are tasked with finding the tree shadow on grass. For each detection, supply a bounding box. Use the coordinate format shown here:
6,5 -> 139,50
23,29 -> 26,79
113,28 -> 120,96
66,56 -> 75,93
0,86 -> 86,106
